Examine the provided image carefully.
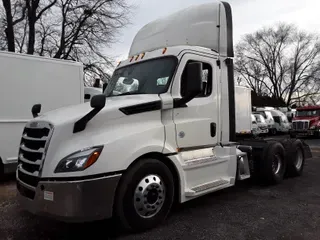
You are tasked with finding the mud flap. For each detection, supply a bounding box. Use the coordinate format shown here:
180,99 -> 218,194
301,140 -> 312,159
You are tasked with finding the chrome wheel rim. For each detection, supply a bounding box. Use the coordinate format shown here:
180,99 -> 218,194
295,149 -> 303,170
133,174 -> 165,218
272,154 -> 282,174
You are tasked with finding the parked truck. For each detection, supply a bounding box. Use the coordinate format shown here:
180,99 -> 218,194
16,1 -> 312,232
0,51 -> 84,179
290,105 -> 320,138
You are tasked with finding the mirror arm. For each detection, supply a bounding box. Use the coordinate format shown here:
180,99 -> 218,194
73,107 -> 103,133
173,93 -> 198,108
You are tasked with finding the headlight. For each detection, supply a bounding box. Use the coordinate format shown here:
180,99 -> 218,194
54,146 -> 103,173
310,125 -> 316,129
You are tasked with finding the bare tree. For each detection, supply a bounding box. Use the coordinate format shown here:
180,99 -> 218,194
235,23 -> 320,106
0,0 -> 133,84
51,0 -> 130,83
1,0 -> 26,51
25,0 -> 57,54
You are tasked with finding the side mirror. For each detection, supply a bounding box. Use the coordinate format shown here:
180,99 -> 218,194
90,94 -> 106,109
84,94 -> 91,100
175,62 -> 203,107
102,82 -> 108,92
32,104 -> 41,118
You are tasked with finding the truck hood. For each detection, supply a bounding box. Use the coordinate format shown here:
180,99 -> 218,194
35,94 -> 161,126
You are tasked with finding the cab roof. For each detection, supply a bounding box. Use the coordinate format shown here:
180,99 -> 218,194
128,1 -> 233,58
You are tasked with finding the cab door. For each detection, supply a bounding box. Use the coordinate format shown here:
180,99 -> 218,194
172,54 -> 219,149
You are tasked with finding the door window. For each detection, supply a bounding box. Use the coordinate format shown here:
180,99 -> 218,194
180,61 -> 212,98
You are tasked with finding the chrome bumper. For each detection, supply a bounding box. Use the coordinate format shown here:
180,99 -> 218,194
16,171 -> 121,222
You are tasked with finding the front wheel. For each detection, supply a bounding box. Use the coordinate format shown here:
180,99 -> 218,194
114,158 -> 174,232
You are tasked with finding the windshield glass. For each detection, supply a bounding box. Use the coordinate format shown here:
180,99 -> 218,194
254,114 -> 265,123
281,115 -> 288,123
255,111 -> 267,119
296,109 -> 320,117
104,57 -> 177,97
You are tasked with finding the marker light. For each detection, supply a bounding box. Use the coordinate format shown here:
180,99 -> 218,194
141,53 -> 145,59
130,56 -> 134,62
162,48 -> 167,54
135,55 -> 140,61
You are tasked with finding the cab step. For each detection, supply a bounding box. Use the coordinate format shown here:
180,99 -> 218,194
185,178 -> 230,197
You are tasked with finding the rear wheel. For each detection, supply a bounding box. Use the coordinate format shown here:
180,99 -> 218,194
286,140 -> 305,177
0,159 -> 4,181
114,158 -> 174,232
258,141 -> 286,185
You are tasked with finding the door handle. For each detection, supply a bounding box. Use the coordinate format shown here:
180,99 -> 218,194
210,122 -> 216,137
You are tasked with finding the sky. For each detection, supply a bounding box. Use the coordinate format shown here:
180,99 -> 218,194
107,0 -> 320,63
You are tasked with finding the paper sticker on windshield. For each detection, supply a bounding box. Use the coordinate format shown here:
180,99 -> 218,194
44,191 -> 54,201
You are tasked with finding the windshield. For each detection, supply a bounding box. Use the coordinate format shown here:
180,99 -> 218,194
296,109 -> 320,117
255,111 -> 267,119
105,57 -> 177,97
281,115 -> 288,123
254,114 -> 266,123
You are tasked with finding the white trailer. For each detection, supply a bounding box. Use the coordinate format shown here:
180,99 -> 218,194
235,86 -> 252,136
0,51 -> 83,178
16,1 -> 312,232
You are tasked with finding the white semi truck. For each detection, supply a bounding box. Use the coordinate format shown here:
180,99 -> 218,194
16,1 -> 312,232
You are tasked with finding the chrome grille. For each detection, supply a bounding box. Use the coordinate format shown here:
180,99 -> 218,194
17,121 -> 53,188
292,121 -> 309,130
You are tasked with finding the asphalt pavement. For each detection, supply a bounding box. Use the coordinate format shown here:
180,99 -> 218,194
0,137 -> 320,240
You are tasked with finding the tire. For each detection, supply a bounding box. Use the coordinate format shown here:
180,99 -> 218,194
286,140 -> 305,177
270,128 -> 277,135
114,158 -> 174,232
258,141 -> 286,185
290,133 -> 296,139
0,159 -> 4,181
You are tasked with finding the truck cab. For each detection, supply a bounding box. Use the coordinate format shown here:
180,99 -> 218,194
254,109 -> 276,135
269,109 -> 291,134
16,1 -> 312,232
253,113 -> 269,135
290,106 -> 320,138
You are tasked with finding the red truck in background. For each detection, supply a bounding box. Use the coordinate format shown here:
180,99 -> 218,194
290,105 -> 320,138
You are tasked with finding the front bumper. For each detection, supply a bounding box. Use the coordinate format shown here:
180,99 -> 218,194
16,170 -> 121,222
258,129 -> 269,134
289,129 -> 320,136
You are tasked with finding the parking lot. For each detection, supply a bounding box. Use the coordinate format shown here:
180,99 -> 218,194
1,137 -> 320,240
